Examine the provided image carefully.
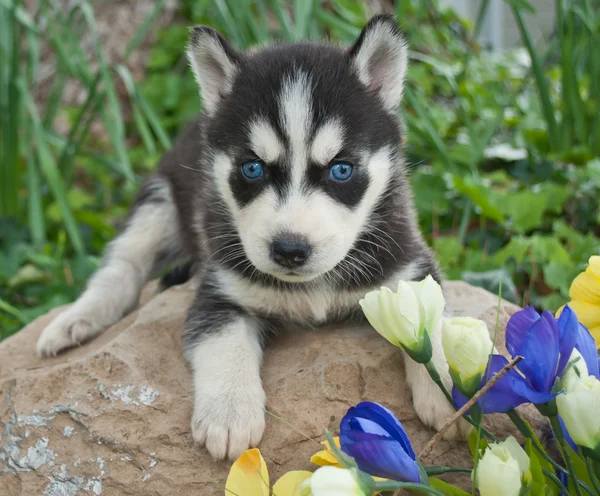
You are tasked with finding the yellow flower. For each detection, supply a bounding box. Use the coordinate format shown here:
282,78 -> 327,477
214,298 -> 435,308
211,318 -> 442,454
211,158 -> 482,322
310,437 -> 342,468
563,255 -> 600,345
225,448 -> 312,496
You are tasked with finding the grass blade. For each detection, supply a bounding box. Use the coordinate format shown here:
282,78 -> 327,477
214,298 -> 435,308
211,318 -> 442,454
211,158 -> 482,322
20,79 -> 86,256
509,2 -> 560,149
125,0 -> 166,59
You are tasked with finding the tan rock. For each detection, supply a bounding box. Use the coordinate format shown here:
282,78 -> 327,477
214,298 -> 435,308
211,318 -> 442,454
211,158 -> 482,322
0,281 -> 540,495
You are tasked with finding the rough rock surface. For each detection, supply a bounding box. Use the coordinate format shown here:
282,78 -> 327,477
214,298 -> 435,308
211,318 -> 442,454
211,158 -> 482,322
1,281 -> 538,495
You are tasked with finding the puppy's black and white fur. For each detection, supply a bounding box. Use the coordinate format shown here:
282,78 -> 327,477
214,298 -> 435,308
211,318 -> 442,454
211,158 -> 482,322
37,15 -> 467,460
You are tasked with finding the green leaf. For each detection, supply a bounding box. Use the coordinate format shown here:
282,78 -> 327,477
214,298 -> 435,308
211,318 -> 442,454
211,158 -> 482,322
525,439 -> 559,496
462,269 -> 518,303
452,176 -> 505,223
467,427 -> 489,459
565,445 -> 594,494
430,477 -> 471,496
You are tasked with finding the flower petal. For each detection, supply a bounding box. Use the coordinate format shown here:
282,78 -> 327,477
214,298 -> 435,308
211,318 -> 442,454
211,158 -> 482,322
273,471 -> 313,495
506,307 -> 540,358
568,300 -> 600,333
569,270 -> 600,305
341,402 -> 415,460
395,281 -> 421,333
340,435 -> 420,482
516,312 -> 560,393
310,449 -> 341,468
557,305 -> 579,376
589,256 -> 600,278
419,275 -> 446,335
225,449 -> 270,496
453,355 -> 556,413
575,322 -> 599,379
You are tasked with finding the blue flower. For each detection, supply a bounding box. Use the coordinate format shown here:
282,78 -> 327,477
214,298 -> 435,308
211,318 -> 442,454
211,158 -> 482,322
454,306 -> 598,413
339,401 -> 420,483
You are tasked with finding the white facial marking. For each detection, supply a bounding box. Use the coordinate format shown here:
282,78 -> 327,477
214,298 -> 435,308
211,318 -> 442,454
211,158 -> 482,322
248,119 -> 284,163
216,261 -> 422,324
310,118 -> 345,165
279,71 -> 312,188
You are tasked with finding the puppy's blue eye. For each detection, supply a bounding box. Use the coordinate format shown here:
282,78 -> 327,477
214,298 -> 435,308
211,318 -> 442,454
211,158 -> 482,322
329,162 -> 353,181
241,160 -> 264,179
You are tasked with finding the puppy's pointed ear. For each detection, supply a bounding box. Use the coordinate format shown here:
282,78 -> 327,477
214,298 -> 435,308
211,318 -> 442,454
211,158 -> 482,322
349,15 -> 408,112
186,26 -> 240,116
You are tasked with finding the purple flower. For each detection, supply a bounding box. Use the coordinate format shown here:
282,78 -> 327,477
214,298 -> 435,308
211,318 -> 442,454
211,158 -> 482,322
339,401 -> 420,482
454,305 -> 598,413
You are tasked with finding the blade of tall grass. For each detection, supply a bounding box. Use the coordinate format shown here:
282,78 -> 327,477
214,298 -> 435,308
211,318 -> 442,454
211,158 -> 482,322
404,87 -> 459,175
268,0 -> 294,40
213,0 -> 248,47
557,0 -> 588,148
0,0 -> 38,33
293,0 -> 315,41
0,0 -> 21,218
20,80 -> 85,256
509,2 -> 560,150
74,2 -> 135,182
136,90 -> 172,151
116,65 -> 157,155
125,0 -> 166,59
0,298 -> 29,325
27,153 -> 46,247
56,74 -> 103,182
315,9 -> 361,40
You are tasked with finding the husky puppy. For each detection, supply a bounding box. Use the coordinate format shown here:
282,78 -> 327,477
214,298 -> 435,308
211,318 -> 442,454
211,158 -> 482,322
37,15 -> 465,460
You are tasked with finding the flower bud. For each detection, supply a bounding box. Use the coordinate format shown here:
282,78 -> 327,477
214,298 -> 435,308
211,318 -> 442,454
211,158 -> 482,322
359,275 -> 444,363
299,467 -> 367,496
476,437 -> 531,496
557,374 -> 600,459
442,317 -> 493,397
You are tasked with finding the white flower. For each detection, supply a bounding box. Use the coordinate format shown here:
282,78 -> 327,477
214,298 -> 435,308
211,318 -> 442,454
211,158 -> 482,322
359,275 -> 445,361
299,467 -> 365,496
476,437 -> 531,496
442,317 -> 494,396
557,374 -> 600,453
483,143 -> 527,162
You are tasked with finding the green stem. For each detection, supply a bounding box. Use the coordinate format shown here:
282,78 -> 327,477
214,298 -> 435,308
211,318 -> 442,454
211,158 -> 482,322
585,456 -> 600,495
550,415 -> 584,496
372,481 -> 445,495
507,410 -> 570,477
425,466 -> 472,476
424,361 -> 499,442
542,468 -> 570,494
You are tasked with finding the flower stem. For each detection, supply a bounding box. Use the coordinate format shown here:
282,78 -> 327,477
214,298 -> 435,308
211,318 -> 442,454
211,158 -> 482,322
549,415 -> 584,496
507,410 -> 569,476
585,456 -> 600,495
542,468 -> 570,494
424,466 -> 472,476
423,361 -> 499,442
373,481 -> 445,495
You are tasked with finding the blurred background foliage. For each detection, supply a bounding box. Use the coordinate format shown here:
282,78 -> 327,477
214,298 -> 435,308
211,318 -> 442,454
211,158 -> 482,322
0,0 -> 599,338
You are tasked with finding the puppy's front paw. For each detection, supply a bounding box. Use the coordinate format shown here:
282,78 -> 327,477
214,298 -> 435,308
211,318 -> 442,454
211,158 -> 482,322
412,381 -> 471,440
191,380 -> 266,460
36,308 -> 102,357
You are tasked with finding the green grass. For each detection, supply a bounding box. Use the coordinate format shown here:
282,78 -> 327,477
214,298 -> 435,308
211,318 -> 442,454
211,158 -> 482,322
0,0 -> 599,339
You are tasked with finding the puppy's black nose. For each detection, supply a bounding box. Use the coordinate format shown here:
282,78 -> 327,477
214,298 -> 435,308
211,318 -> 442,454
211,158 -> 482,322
271,239 -> 311,268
